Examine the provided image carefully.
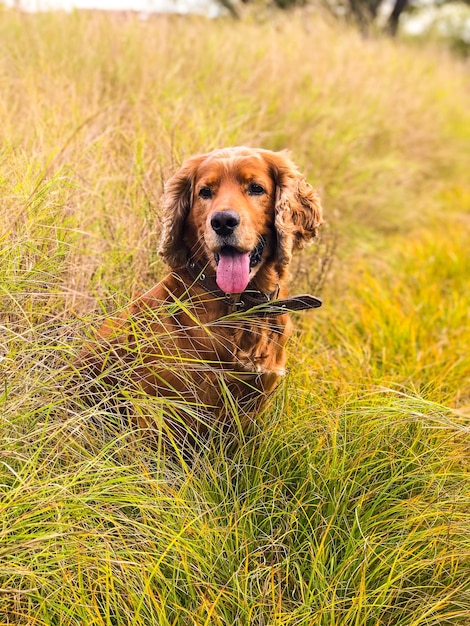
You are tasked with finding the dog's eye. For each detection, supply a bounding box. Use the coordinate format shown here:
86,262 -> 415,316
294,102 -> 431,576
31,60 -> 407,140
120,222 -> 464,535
248,183 -> 266,196
198,186 -> 213,200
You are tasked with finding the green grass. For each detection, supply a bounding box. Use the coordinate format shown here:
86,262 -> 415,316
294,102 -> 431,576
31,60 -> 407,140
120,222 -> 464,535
1,7 -> 469,624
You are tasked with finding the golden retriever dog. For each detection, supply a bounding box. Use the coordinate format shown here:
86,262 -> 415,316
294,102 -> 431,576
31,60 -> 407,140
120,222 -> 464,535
77,147 -> 323,442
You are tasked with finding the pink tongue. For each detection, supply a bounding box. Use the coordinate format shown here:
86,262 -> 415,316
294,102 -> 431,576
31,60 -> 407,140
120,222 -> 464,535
216,249 -> 251,294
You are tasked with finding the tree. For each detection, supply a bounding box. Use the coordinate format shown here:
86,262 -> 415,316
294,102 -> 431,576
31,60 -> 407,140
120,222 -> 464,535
386,0 -> 409,35
217,0 -> 467,43
321,0 -> 410,35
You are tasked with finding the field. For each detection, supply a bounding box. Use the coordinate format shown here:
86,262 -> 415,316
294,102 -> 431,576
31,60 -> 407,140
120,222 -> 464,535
1,7 -> 470,624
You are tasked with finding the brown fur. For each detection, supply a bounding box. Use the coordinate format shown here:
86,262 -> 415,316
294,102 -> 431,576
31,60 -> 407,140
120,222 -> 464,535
77,147 -> 323,439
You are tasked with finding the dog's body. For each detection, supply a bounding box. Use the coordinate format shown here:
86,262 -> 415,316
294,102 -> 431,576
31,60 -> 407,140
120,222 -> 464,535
78,147 -> 323,438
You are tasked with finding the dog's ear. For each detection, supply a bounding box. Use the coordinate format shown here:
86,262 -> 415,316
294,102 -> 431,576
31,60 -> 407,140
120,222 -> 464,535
262,150 -> 324,275
290,177 -> 323,248
158,155 -> 205,268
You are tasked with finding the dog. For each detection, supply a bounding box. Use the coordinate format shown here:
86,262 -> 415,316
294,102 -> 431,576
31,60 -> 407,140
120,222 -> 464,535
77,147 -> 323,441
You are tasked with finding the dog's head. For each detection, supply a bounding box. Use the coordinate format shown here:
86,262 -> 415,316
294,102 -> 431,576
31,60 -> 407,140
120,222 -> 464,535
159,147 -> 323,294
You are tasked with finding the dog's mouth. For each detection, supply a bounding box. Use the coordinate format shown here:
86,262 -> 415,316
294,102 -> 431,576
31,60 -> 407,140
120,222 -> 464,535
213,237 -> 266,294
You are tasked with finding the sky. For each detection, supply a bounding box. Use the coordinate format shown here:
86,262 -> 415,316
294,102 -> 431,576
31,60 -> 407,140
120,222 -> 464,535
3,0 -> 220,16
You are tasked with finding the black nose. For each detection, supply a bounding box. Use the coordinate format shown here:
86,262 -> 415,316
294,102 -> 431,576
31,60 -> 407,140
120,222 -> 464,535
210,210 -> 240,237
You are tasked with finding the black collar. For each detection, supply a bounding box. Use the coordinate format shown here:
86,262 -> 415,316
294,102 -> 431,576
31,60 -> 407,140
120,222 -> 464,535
184,258 -> 322,317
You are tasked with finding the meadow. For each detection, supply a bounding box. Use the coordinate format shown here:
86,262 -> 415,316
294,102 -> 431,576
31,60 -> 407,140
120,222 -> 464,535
1,6 -> 469,624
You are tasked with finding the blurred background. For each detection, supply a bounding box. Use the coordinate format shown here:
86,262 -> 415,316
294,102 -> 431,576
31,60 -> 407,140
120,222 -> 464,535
4,0 -> 470,52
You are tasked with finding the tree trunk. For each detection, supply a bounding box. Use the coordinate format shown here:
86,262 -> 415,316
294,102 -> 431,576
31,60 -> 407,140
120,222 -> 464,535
386,0 -> 408,36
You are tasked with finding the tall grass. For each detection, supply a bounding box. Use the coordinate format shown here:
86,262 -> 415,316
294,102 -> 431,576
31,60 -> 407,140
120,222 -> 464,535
1,7 -> 469,624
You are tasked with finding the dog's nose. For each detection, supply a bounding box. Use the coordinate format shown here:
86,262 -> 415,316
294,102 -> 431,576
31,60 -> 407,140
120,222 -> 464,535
210,210 -> 240,237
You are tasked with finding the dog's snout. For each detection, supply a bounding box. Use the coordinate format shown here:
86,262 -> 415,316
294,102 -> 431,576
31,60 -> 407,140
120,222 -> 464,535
210,210 -> 240,237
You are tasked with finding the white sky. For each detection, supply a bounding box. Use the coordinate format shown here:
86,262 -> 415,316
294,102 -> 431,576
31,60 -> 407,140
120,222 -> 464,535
3,0 -> 220,16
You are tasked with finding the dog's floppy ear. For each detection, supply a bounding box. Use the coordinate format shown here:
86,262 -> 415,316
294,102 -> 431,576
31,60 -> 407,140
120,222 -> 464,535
158,154 -> 205,268
262,150 -> 324,275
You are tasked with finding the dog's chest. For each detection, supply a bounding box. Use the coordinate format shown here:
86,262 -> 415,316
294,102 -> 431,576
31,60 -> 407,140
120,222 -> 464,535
230,321 -> 288,375
178,314 -> 291,377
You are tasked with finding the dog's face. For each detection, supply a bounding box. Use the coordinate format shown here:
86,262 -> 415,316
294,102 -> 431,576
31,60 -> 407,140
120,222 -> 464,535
184,152 -> 278,294
159,147 -> 323,294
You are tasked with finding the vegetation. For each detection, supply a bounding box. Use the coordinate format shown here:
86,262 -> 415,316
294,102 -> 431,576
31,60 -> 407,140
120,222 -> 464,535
1,7 -> 469,624
228,0 -> 470,43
